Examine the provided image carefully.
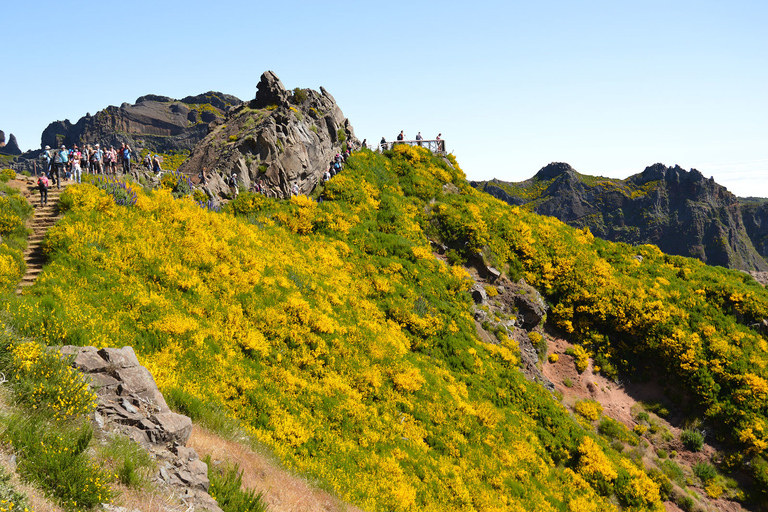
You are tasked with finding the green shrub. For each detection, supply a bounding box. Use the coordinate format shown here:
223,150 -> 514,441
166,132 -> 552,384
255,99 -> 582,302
2,414 -> 113,510
97,434 -> 155,488
204,455 -> 267,512
641,401 -> 669,418
659,459 -> 685,485
291,87 -> 308,105
693,461 -> 717,483
675,493 -> 695,512
681,429 -> 704,452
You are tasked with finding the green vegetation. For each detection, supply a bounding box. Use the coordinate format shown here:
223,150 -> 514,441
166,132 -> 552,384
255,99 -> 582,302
693,461 -> 717,483
0,184 -> 32,292
681,429 -> 704,452
4,143 -> 768,508
0,169 -> 16,182
291,87 -> 308,105
204,455 -> 268,512
0,333 -> 113,510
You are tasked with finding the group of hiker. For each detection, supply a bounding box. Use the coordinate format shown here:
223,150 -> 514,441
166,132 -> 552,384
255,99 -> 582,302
35,138 -> 357,206
322,149 -> 350,183
36,142 -> 167,206
380,131 -> 441,147
39,143 -> 133,186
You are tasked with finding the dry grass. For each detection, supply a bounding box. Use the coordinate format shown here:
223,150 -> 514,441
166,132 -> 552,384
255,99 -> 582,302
188,425 -> 365,512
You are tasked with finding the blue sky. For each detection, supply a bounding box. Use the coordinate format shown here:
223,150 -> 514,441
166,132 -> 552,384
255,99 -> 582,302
3,0 -> 766,196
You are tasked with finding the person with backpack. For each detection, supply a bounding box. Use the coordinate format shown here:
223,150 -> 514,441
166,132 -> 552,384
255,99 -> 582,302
229,173 -> 239,198
40,145 -> 53,176
37,174 -> 49,206
53,145 -> 68,189
152,155 -> 162,174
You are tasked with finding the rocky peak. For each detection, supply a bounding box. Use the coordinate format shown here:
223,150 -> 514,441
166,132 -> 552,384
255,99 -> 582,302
534,162 -> 576,181
251,71 -> 289,109
0,130 -> 22,155
633,163 -> 708,187
180,71 -> 358,200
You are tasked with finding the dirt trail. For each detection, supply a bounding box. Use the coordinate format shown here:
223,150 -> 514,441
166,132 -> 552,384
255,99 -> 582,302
188,426 -> 366,512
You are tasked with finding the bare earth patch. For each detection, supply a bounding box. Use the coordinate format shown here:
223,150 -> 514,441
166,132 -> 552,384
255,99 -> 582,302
542,332 -> 748,512
188,426 -> 365,512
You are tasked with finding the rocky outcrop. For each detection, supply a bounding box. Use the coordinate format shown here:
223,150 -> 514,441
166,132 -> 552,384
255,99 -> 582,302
39,92 -> 242,155
473,163 -> 768,271
740,200 -> 768,262
0,130 -> 22,155
178,71 -> 359,200
62,345 -> 222,512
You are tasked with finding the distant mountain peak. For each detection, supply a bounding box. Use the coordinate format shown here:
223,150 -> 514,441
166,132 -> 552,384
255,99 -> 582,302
534,162 -> 576,181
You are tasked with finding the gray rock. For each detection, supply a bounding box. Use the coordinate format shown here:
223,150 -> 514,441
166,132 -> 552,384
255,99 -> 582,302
94,411 -> 105,429
252,70 -> 289,109
114,366 -> 157,393
122,399 -> 139,414
98,346 -> 140,368
66,346 -> 110,373
151,412 -> 193,444
90,373 -> 120,388
179,71 -> 359,200
471,284 -> 487,304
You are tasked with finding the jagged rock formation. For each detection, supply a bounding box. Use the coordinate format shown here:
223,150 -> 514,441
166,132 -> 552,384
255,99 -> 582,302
473,163 -> 768,271
39,92 -> 242,154
740,199 -> 768,261
178,71 -> 359,200
0,130 -> 22,155
62,345 -> 222,512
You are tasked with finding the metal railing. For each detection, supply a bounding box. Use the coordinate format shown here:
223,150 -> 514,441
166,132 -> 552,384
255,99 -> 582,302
378,139 -> 445,153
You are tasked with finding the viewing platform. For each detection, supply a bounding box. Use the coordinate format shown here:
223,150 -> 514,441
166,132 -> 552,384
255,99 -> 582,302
378,139 -> 446,154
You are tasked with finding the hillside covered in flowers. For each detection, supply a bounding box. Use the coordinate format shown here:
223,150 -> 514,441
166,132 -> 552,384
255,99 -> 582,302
3,146 -> 768,510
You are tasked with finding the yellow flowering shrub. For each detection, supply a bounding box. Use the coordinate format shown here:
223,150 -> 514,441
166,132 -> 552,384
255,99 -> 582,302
575,399 -> 603,421
577,437 -> 617,484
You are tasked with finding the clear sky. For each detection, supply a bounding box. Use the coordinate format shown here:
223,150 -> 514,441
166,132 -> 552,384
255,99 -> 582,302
2,0 -> 766,196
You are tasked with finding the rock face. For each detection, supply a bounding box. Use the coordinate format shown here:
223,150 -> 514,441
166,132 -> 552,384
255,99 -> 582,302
178,70 -> 359,200
39,92 -> 242,154
0,130 -> 22,155
473,163 -> 768,271
61,345 -> 222,512
740,199 -> 768,262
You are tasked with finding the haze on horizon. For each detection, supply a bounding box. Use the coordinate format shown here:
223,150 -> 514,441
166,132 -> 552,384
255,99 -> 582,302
2,0 -> 765,197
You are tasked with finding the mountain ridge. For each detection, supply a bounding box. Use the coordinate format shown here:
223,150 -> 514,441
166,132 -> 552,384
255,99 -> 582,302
472,163 -> 768,271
